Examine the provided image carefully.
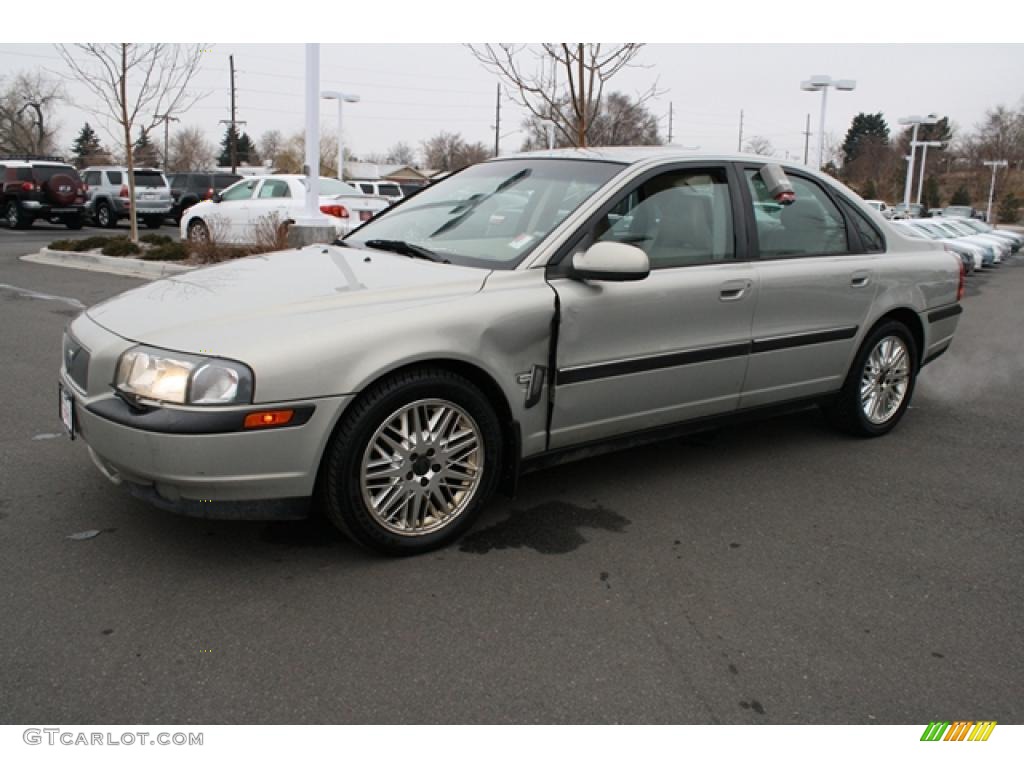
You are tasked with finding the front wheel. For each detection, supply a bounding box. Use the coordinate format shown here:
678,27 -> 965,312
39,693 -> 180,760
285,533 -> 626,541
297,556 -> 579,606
320,368 -> 503,555
186,218 -> 209,243
824,321 -> 918,437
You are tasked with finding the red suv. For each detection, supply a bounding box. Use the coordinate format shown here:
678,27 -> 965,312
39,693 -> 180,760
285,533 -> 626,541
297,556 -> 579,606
0,157 -> 89,229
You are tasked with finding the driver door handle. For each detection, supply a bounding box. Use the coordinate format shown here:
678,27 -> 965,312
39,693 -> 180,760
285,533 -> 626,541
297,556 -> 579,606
720,279 -> 752,302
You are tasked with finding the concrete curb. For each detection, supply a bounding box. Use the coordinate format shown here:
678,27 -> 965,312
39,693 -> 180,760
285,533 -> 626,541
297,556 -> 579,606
20,247 -> 197,280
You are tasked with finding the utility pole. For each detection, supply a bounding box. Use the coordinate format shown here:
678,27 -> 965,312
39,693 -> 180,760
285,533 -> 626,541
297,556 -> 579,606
668,102 -> 674,144
219,54 -> 245,173
154,113 -> 179,169
737,109 -> 744,152
802,113 -> 811,165
494,84 -> 501,157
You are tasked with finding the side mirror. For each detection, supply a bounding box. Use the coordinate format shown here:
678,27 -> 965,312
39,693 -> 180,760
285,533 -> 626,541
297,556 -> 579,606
212,193 -> 222,203
570,241 -> 650,282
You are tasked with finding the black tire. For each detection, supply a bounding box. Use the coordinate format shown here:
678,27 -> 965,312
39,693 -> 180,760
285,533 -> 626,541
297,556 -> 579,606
143,215 -> 162,229
824,320 -> 918,437
186,218 -> 209,243
95,201 -> 116,228
320,368 -> 503,555
4,200 -> 30,229
64,214 -> 84,230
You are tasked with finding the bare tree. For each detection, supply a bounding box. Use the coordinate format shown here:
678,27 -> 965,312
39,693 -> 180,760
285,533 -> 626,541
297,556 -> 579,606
258,129 -> 284,168
168,125 -> 215,172
521,91 -> 661,150
0,71 -> 64,156
55,44 -> 206,242
384,141 -> 416,165
420,132 -> 489,171
468,44 -> 656,147
743,136 -> 775,156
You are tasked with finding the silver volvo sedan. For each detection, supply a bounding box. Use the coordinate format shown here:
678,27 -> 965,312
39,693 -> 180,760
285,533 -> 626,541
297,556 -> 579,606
58,148 -> 964,555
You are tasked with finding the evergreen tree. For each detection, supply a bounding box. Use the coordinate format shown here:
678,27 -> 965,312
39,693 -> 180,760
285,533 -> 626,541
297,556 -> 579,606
841,113 -> 889,166
950,185 -> 971,206
218,125 -> 260,167
861,179 -> 877,200
997,193 -> 1020,224
923,176 -> 941,209
134,128 -> 159,167
71,122 -> 105,168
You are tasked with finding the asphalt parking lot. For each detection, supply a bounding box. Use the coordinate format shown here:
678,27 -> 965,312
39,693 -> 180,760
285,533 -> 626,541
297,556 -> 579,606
0,227 -> 1021,724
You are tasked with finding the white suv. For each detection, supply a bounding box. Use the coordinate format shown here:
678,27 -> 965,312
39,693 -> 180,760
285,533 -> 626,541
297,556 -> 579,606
351,179 -> 403,205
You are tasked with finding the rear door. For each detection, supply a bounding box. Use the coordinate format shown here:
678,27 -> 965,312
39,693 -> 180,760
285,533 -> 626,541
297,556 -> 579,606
739,165 -> 881,408
548,163 -> 757,448
246,178 -> 293,237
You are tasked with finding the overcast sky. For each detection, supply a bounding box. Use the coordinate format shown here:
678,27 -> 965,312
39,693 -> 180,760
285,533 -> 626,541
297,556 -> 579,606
1,43 -> 1021,165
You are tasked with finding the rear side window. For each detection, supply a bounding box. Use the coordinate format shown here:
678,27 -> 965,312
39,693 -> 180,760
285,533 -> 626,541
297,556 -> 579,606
844,204 -> 885,253
747,170 -> 850,258
84,171 -> 101,185
33,165 -> 81,183
134,171 -> 166,187
258,179 -> 291,199
378,184 -> 401,197
106,171 -> 123,185
359,183 -> 374,194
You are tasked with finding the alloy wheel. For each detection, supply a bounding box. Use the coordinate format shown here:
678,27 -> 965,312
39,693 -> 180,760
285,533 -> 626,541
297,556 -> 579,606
359,398 -> 484,536
860,336 -> 911,425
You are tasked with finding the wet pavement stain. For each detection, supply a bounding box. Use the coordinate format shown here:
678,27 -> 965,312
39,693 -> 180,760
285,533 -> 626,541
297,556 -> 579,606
728,663 -> 739,675
459,500 -> 631,555
600,571 -> 611,589
739,700 -> 766,715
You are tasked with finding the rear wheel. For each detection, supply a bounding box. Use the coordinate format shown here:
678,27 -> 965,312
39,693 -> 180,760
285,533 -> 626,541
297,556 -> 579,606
320,368 -> 502,555
5,201 -> 29,229
95,201 -> 116,228
63,214 -> 84,230
825,320 -> 918,437
143,215 -> 162,229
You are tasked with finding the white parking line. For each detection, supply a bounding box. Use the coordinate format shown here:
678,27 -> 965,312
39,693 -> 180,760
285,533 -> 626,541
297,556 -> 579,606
0,283 -> 85,309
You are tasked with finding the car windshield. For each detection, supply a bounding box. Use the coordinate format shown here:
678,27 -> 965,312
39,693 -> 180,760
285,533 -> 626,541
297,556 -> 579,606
298,177 -> 361,196
345,158 -> 625,269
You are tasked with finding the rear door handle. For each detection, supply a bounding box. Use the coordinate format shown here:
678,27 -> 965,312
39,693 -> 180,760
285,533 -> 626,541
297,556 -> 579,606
720,279 -> 752,302
851,271 -> 871,288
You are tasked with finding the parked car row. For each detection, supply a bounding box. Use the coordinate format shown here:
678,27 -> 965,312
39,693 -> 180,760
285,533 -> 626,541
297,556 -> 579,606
891,216 -> 1021,272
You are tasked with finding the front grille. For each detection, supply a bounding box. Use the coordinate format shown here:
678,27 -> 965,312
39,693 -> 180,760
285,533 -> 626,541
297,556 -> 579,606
63,333 -> 90,392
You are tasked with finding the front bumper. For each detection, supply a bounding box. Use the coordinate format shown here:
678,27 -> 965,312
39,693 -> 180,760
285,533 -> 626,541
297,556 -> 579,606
60,314 -> 352,517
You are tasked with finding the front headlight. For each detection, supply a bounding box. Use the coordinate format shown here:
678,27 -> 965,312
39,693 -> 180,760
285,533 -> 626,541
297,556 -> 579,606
115,345 -> 253,405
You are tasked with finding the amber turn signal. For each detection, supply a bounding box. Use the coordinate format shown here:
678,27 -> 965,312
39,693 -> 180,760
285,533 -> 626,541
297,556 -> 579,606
243,409 -> 294,429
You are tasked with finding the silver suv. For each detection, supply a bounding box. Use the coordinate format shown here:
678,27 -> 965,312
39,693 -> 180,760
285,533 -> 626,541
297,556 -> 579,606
81,166 -> 172,229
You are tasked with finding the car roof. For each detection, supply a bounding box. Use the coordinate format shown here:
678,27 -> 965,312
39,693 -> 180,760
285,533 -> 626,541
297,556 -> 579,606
82,165 -> 165,172
495,146 -> 803,167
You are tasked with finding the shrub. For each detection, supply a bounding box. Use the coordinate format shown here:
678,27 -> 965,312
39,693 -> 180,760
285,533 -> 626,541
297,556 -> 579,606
101,238 -> 142,257
143,242 -> 188,261
140,233 -> 173,246
48,235 -> 114,252
48,239 -> 76,251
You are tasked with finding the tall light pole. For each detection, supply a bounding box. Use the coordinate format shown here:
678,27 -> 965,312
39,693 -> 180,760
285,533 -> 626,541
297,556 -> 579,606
915,140 -> 945,206
983,160 -> 1008,223
320,90 -> 360,181
800,75 -> 856,170
898,114 -> 938,210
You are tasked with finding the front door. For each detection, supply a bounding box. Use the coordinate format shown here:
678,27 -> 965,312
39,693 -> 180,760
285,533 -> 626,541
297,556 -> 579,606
548,165 -> 757,449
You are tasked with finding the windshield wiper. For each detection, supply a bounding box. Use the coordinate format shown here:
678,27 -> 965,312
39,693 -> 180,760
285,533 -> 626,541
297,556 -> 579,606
429,168 -> 533,238
364,239 -> 449,263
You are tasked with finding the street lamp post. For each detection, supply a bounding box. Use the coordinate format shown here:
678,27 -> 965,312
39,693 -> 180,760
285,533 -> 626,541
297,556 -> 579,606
915,140 -> 945,206
153,113 -> 179,169
320,90 -> 360,181
898,114 -> 939,210
983,160 -> 1008,223
800,75 -> 856,170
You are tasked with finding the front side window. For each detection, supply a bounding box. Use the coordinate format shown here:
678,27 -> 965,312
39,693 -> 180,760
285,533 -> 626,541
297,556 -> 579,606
346,158 -> 624,269
747,170 -> 850,258
220,178 -> 259,201
596,168 -> 736,269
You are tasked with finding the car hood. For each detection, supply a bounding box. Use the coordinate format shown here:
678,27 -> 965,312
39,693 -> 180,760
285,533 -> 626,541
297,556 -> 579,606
86,244 -> 490,356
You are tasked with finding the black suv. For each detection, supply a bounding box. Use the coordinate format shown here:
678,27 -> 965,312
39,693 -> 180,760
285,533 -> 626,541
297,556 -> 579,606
0,157 -> 88,229
168,172 -> 242,223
